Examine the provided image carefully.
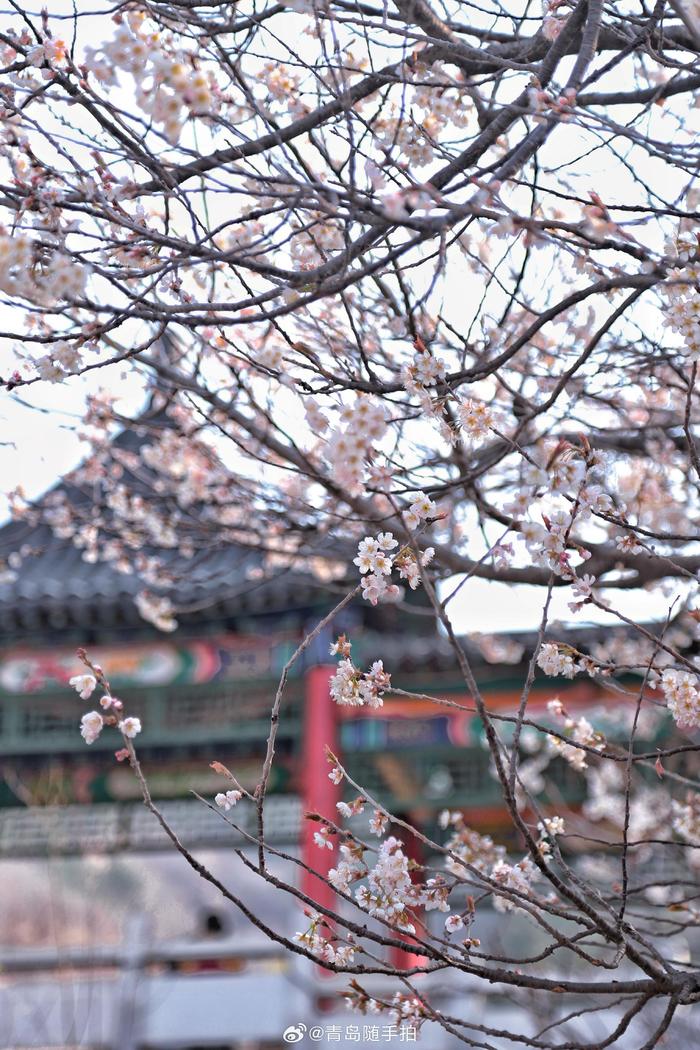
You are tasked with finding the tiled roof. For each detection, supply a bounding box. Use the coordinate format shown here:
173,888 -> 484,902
0,411 -> 333,639
0,517 -> 328,637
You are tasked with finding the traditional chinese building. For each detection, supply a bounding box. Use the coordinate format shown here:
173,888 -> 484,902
0,406 -> 640,858
0,409 -> 666,1049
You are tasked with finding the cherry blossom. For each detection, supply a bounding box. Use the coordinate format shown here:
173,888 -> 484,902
80,711 -> 103,745
660,669 -> 700,729
330,648 -> 391,708
135,592 -> 178,633
295,911 -> 356,966
355,837 -> 418,933
313,826 -> 334,850
457,400 -> 494,442
369,810 -> 389,836
215,789 -> 243,811
336,797 -> 365,819
546,701 -> 606,772
444,913 -> 464,934
72,653 -> 144,751
69,674 -> 97,701
325,397 -> 387,495
672,795 -> 700,846
490,857 -> 540,913
118,717 -> 142,739
536,643 -> 576,678
329,842 -> 367,893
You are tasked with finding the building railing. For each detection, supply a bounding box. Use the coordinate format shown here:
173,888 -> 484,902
0,796 -> 302,856
0,677 -> 303,755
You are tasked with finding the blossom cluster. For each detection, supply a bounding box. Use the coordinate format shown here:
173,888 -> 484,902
33,341 -> 85,384
70,666 -> 142,747
262,61 -> 300,103
403,347 -> 447,391
295,910 -> 356,966
328,838 -> 368,892
135,591 -> 178,633
539,815 -> 565,838
672,794 -> 700,845
325,397 -> 387,495
537,511 -> 584,578
313,825 -> 334,850
516,508 -> 578,579
369,809 -> 389,837
355,836 -> 419,933
536,641 -> 599,679
335,796 -> 365,820
439,809 -> 506,874
490,856 -> 540,913
372,76 -> 473,169
537,816 -> 565,858
86,14 -> 219,143
660,668 -> 700,729
27,34 -> 68,69
0,234 -> 88,306
507,450 -> 615,586
327,821 -> 454,931
0,236 -> 35,302
537,642 -> 577,678
353,529 -> 435,605
344,986 -> 427,1030
439,811 -> 543,913
290,213 -> 345,267
545,697 -> 606,772
215,789 -> 243,811
353,533 -> 398,575
457,399 -> 493,442
374,114 -> 439,168
329,637 -> 391,708
353,532 -> 398,605
255,344 -> 285,373
411,79 -> 473,131
404,491 -> 437,531
390,993 -> 426,1029
661,231 -> 700,357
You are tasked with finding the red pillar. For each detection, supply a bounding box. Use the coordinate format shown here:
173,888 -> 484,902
302,664 -> 340,918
